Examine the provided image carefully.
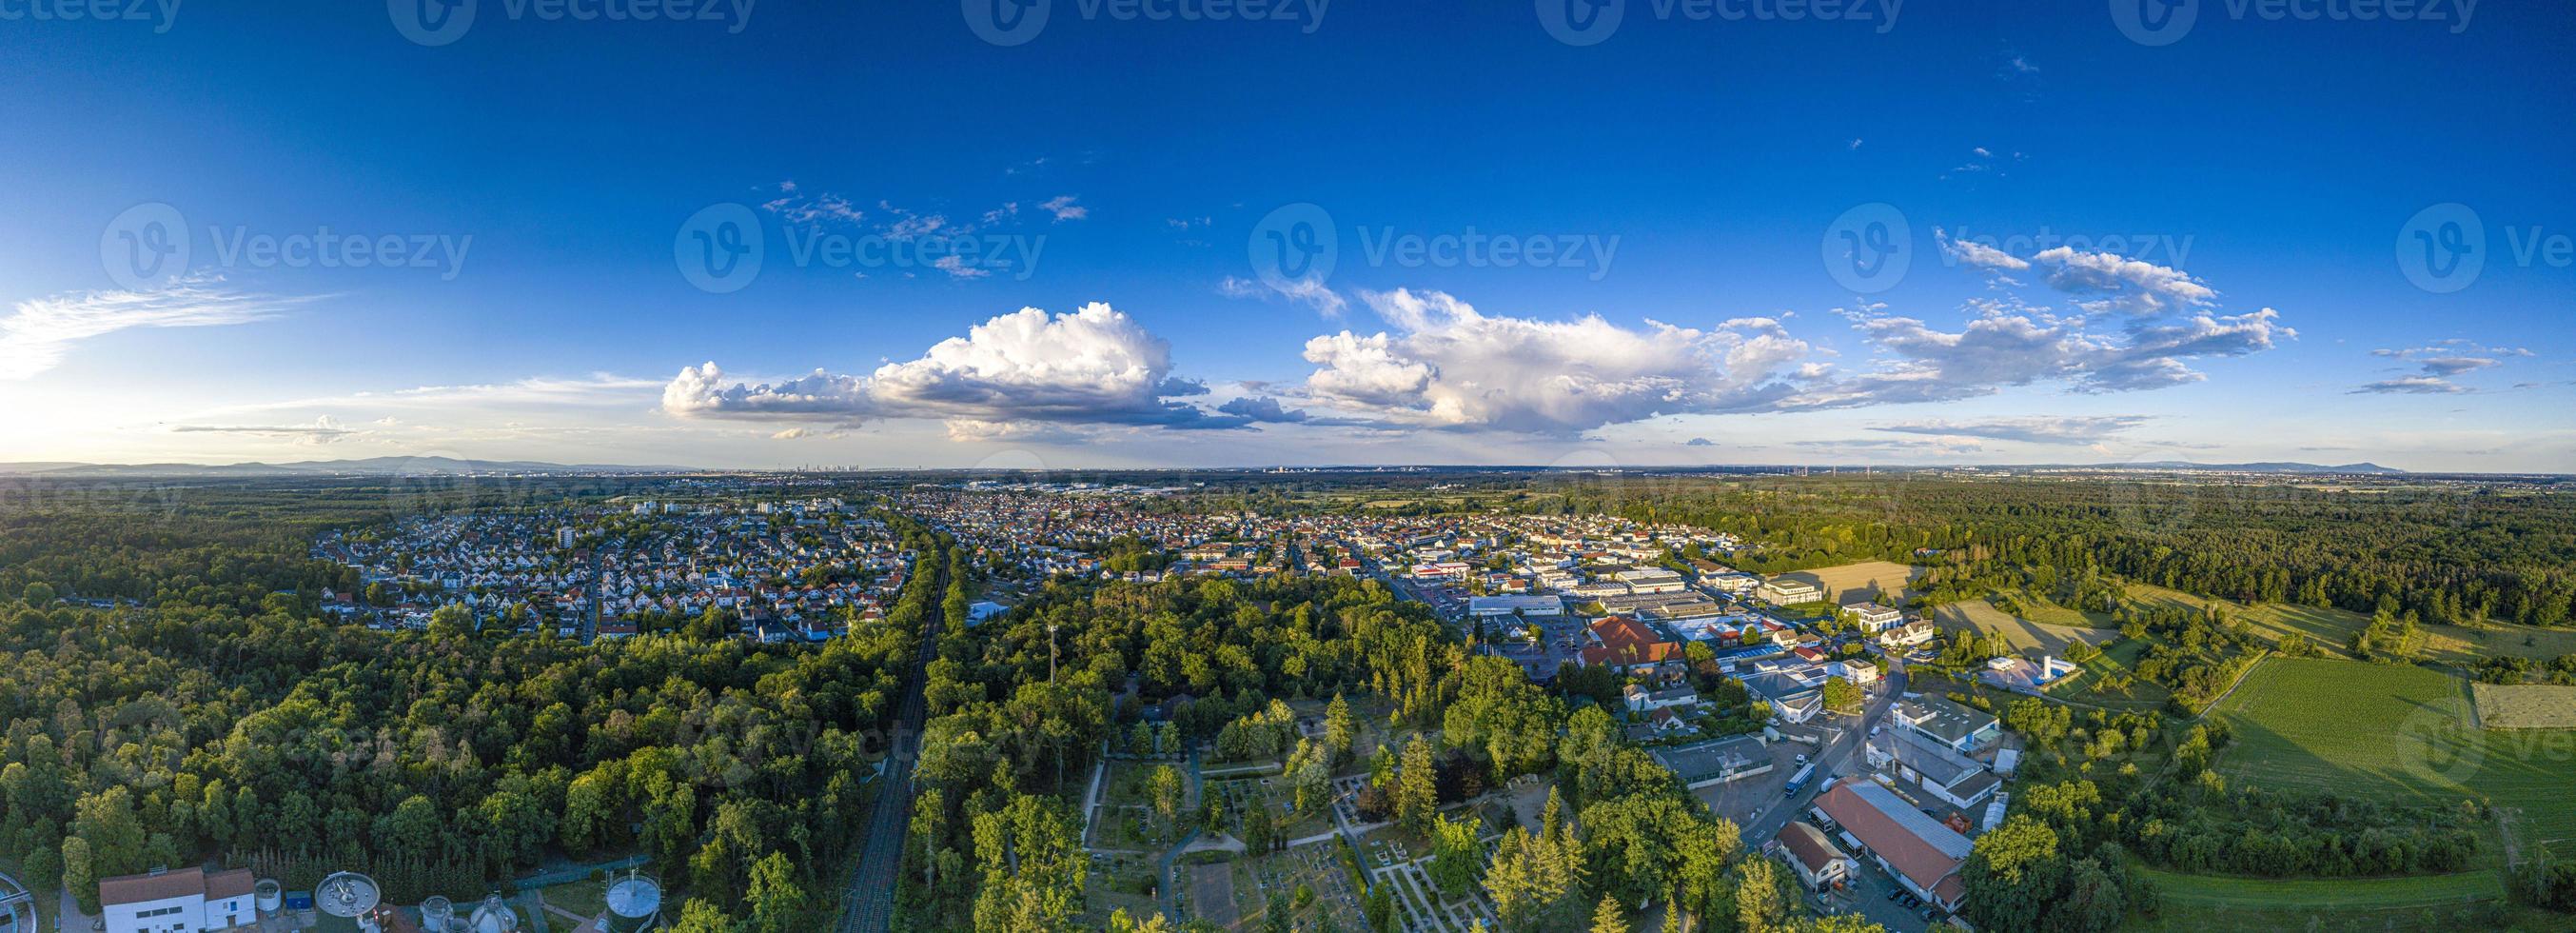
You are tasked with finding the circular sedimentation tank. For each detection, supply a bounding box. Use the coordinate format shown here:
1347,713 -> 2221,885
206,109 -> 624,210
603,875 -> 662,933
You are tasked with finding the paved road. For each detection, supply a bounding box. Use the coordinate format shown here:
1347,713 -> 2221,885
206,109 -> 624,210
836,556 -> 948,933
1735,662 -> 1908,847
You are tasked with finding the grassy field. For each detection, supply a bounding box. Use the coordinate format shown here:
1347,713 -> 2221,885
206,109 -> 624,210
2210,657 -> 2576,862
2471,683 -> 2576,729
2127,866 -> 2519,932
1935,599 -> 2122,656
2046,636 -> 2173,710
2127,584 -> 2576,665
1773,561 -> 1921,604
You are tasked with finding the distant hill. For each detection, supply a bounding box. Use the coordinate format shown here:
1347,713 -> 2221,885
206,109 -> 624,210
0,457 -> 696,477
2079,461 -> 2404,475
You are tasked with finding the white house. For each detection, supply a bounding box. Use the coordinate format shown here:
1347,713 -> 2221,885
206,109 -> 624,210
1468,594 -> 1565,618
1829,658 -> 1880,686
1878,620 -> 1937,648
1756,578 -> 1822,605
100,866 -> 256,933
1845,602 -> 1902,632
1623,684 -> 1699,714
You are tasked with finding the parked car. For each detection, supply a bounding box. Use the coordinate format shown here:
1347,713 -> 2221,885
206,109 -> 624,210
1795,753 -> 1810,764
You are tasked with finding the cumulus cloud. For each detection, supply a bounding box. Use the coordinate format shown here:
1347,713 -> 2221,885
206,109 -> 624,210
1040,195 -> 1087,222
665,303 -> 1249,435
1216,396 -> 1308,423
1801,302 -> 2291,407
1295,289 -> 1814,434
2352,375 -> 2470,395
1685,437 -> 1714,447
166,415 -> 358,445
1221,274 -> 1348,318
2033,247 -> 2214,315
1936,229 -> 2032,272
1872,415 -> 2150,445
2354,343 -> 2528,394
2,277 -> 303,380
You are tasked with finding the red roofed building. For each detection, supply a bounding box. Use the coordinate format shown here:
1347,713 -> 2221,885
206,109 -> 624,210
1579,616 -> 1683,675
1815,782 -> 1972,912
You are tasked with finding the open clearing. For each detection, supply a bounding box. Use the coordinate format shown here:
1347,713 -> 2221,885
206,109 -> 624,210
2129,865 -> 2513,932
2127,584 -> 2576,665
1773,561 -> 1922,605
2471,683 -> 2576,729
1190,863 -> 1240,928
2211,656 -> 2576,860
1935,599 -> 2120,657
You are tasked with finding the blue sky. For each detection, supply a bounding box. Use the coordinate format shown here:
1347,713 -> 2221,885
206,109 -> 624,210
0,0 -> 2568,469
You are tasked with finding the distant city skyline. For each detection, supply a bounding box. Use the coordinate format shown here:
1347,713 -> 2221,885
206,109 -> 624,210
2,2 -> 2569,471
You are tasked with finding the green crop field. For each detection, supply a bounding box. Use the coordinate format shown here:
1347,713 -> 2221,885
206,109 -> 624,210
2127,864 -> 2510,932
2127,585 -> 2576,665
2211,657 -> 2576,862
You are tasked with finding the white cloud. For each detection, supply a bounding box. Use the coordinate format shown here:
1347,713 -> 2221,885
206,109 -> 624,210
2353,343 -> 2527,394
1296,289 -> 1813,434
662,364 -> 870,420
1,278 -> 300,380
2033,247 -> 2215,315
665,303 -> 1247,435
1872,415 -> 2150,445
1220,274 -> 1348,318
166,415 -> 357,446
1937,229 -> 2032,272
1803,303 -> 2290,407
2352,375 -> 2470,395
1040,195 -> 1087,222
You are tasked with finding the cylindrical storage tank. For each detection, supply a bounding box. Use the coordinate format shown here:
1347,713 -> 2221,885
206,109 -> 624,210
468,894 -> 520,933
421,895 -> 455,931
603,876 -> 662,933
254,880 -> 283,913
315,872 -> 382,919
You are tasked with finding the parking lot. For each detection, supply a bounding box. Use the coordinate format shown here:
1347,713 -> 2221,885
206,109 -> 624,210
1483,613 -> 1589,680
1690,736 -> 1816,827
